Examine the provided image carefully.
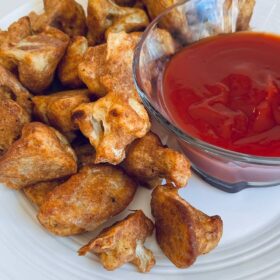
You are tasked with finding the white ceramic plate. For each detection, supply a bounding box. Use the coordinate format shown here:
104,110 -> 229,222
1,0 -> 280,279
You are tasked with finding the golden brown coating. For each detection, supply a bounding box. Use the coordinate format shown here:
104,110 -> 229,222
23,179 -> 66,207
87,0 -> 149,45
236,0 -> 256,31
0,26 -> 69,93
143,0 -> 190,41
79,210 -> 155,272
32,89 -> 91,133
0,122 -> 77,190
0,98 -> 30,155
0,62 -> 32,114
38,165 -> 137,236
123,132 -> 191,188
58,36 -> 88,88
72,91 -> 151,165
29,0 -> 87,37
151,185 -> 223,268
79,32 -> 142,98
0,65 -> 32,154
0,17 -> 33,71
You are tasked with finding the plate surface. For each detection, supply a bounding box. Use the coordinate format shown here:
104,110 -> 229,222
1,0 -> 280,279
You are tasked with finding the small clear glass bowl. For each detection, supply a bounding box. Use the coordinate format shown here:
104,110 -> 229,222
133,0 -> 280,193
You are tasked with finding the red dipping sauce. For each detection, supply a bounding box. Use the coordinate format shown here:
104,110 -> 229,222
162,32 -> 280,157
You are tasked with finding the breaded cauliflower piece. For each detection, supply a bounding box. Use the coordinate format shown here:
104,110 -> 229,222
79,32 -> 141,98
32,89 -> 91,134
0,17 -> 32,71
0,26 -> 69,93
143,0 -> 190,41
0,122 -> 77,189
123,132 -> 191,188
79,210 -> 155,272
23,179 -> 66,207
87,0 -> 149,45
72,91 -> 151,165
38,165 -> 137,236
29,0 -> 87,37
58,36 -> 88,88
0,65 -> 32,154
151,185 -> 223,268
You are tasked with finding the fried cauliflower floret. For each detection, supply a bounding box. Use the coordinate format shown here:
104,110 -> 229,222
32,89 -> 91,134
23,179 -> 66,207
29,0 -> 87,37
72,91 -> 151,165
0,122 -> 77,190
79,210 -> 155,272
236,0 -> 256,31
87,0 -> 149,45
0,26 -> 69,93
79,32 -> 141,98
38,165 -> 137,236
123,132 -> 191,188
143,0 -> 190,41
58,36 -> 88,88
151,185 -> 223,268
0,65 -> 32,114
0,66 -> 32,154
0,98 -> 30,155
0,17 -> 32,71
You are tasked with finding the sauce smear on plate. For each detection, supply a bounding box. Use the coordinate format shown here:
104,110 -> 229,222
162,32 -> 280,157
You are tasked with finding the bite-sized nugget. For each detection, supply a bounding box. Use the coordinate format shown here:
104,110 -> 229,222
23,179 -> 66,207
0,26 -> 69,93
143,0 -> 190,41
87,0 -> 149,45
123,132 -> 191,188
38,165 -> 137,236
0,122 -> 77,190
151,185 -> 223,268
0,99 -> 30,155
72,91 -> 151,165
0,17 -> 33,71
79,32 -> 141,98
79,210 -> 155,272
236,0 -> 256,31
32,90 -> 91,134
0,62 -> 32,114
0,66 -> 32,154
29,0 -> 87,37
58,36 -> 88,88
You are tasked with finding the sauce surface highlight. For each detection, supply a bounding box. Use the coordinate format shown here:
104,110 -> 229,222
162,32 -> 280,157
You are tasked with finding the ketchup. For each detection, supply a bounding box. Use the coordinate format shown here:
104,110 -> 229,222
162,32 -> 280,157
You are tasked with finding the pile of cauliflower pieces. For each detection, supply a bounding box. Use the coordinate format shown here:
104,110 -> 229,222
0,0 -> 224,273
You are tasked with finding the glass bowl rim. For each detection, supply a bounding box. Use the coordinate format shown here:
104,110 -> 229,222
132,0 -> 280,166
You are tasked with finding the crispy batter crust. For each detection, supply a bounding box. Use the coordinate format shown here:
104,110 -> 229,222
236,0 -> 256,31
29,0 -> 87,37
32,89 -> 91,133
151,185 -> 223,268
79,210 -> 155,272
0,26 -> 69,93
72,91 -> 151,165
38,165 -> 137,236
0,122 -> 77,189
79,32 -> 142,98
58,36 -> 88,88
123,132 -> 191,188
87,0 -> 149,45
23,179 -> 66,207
